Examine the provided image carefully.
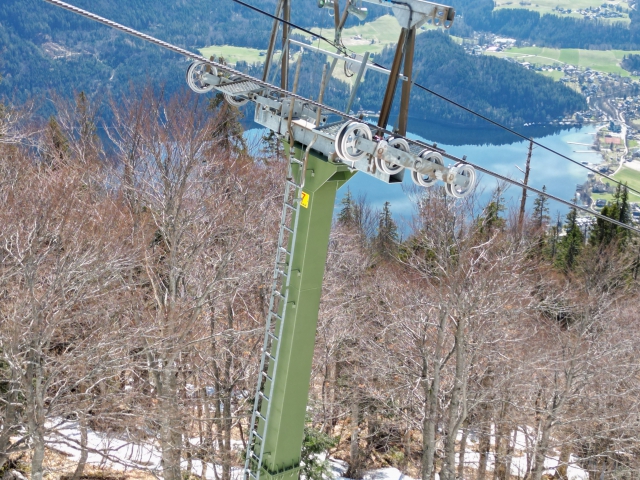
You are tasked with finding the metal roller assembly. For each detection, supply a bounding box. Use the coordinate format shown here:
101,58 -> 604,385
186,61 -> 216,93
335,122 -> 373,164
411,150 -> 443,188
376,137 -> 407,175
445,163 -> 476,198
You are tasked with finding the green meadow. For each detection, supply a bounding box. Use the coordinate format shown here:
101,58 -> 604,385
487,47 -> 640,78
493,0 -> 631,24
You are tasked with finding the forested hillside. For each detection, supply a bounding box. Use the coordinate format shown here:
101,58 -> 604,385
0,0 -> 273,102
622,53 -> 640,73
1,91 -> 640,480
452,0 -> 640,50
359,31 -> 586,126
237,30 -> 585,128
0,0 -> 383,103
0,0 -> 587,129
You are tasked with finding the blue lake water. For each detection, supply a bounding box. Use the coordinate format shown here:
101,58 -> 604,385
244,123 -> 603,228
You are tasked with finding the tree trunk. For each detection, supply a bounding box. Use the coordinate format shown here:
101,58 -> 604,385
0,377 -> 23,471
421,309 -> 447,480
523,426 -> 534,480
197,387 -> 206,480
26,349 -> 46,480
72,414 -> 89,480
531,417 -> 553,480
457,420 -> 468,479
222,304 -> 236,480
503,429 -> 517,480
186,437 -> 193,478
402,421 -> 411,471
214,373 -> 224,479
159,369 -> 182,480
442,315 -> 467,480
347,400 -> 361,479
478,427 -> 491,480
554,443 -> 571,480
30,428 -> 46,480
493,431 -> 504,480
322,358 -> 337,434
221,392 -> 232,480
494,405 -> 511,480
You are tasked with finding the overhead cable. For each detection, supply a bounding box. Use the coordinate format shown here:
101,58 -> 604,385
40,0 -> 640,236
458,158 -> 639,234
233,0 -> 347,54
232,0 -> 640,198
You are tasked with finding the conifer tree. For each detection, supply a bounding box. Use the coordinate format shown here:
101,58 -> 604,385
338,188 -> 356,227
260,130 -> 283,162
375,201 -> 399,258
478,188 -> 506,236
548,212 -> 562,260
616,183 -> 631,244
590,203 -> 617,248
45,116 -> 69,165
556,199 -> 583,272
76,91 -> 96,142
72,91 -> 102,164
208,94 -> 247,154
590,183 -> 631,248
532,185 -> 550,230
207,58 -> 248,156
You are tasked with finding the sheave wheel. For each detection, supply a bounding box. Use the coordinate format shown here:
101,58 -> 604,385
445,163 -> 476,198
376,137 -> 406,175
337,122 -> 372,163
186,61 -> 216,93
223,76 -> 249,107
411,150 -> 443,188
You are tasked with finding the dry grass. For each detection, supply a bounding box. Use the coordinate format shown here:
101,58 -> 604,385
5,447 -> 157,480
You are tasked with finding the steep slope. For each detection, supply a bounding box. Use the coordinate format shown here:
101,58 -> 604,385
0,0 -> 390,103
357,31 -> 587,127
1,0 -> 586,129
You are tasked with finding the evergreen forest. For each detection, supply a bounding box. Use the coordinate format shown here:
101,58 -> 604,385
622,53 -> 640,73
452,0 -> 640,50
359,32 -> 586,127
0,0 -> 586,128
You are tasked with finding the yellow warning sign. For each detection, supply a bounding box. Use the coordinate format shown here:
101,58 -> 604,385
301,191 -> 310,209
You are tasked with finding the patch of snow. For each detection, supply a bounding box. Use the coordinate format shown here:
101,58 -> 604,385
43,420 -> 588,480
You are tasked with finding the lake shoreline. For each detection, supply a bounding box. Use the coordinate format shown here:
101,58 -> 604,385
243,123 -> 606,228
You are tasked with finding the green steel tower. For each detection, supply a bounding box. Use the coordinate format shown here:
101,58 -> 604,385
37,3 -> 474,480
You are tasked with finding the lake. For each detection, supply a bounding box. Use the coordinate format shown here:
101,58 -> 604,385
244,122 -> 603,229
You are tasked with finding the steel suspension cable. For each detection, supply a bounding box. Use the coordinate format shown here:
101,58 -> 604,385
233,0 -> 348,54
231,0 -> 640,198
40,0 -> 640,236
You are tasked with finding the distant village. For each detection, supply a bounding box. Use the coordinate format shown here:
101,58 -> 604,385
497,1 -> 628,20
555,3 -> 627,20
464,33 -> 640,225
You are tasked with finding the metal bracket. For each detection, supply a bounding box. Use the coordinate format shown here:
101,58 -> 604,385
361,0 -> 455,29
289,39 -> 408,81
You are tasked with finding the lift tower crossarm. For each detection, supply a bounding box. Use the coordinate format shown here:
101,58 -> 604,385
288,39 -> 409,81
361,0 -> 456,29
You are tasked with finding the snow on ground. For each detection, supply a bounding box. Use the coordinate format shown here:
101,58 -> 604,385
453,427 -> 588,480
329,460 -> 435,480
45,419 -> 244,480
44,420 -> 587,480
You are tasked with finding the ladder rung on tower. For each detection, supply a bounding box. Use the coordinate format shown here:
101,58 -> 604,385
244,151 -> 305,480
